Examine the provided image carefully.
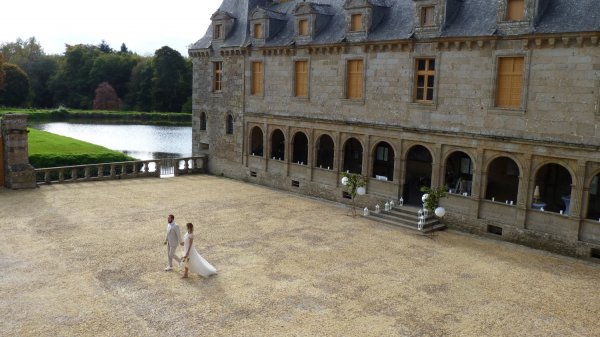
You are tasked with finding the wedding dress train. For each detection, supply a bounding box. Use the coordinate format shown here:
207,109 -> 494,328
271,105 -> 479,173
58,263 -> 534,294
183,233 -> 217,277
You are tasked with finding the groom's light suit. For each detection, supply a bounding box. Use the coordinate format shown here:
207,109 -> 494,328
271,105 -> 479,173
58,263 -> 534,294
165,222 -> 182,267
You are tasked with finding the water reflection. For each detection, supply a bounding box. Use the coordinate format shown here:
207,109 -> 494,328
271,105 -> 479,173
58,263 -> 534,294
31,122 -> 192,160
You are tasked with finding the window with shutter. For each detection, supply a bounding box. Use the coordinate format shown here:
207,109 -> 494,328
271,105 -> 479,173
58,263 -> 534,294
496,57 -> 524,108
347,60 -> 364,100
507,0 -> 525,21
294,61 -> 308,97
299,19 -> 309,36
350,14 -> 363,32
251,62 -> 263,96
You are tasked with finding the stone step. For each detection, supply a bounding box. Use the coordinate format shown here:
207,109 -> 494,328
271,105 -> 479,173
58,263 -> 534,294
364,205 -> 446,233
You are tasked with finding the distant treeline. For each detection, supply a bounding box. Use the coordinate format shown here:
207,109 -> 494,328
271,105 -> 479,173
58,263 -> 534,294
0,37 -> 192,113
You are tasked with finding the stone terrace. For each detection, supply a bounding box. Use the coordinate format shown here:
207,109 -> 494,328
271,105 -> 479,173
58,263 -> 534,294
1,175 -> 599,336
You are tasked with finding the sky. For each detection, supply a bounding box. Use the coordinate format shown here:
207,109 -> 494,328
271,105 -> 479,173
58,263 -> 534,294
1,0 -> 223,56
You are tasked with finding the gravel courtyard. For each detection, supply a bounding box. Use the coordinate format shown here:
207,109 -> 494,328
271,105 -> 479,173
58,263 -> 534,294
1,175 -> 599,336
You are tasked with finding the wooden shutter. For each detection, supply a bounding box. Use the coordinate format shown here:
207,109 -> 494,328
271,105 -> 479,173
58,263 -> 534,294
421,6 -> 435,26
347,60 -> 363,99
254,23 -> 263,39
214,24 -> 222,39
351,14 -> 363,32
251,62 -> 263,96
299,19 -> 309,36
507,0 -> 525,21
496,57 -> 524,108
295,61 -> 308,97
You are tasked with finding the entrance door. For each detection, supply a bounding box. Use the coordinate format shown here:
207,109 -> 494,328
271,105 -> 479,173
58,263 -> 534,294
0,134 -> 4,187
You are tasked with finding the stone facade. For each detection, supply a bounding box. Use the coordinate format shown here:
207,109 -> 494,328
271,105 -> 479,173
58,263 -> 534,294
190,0 -> 600,259
1,114 -> 36,189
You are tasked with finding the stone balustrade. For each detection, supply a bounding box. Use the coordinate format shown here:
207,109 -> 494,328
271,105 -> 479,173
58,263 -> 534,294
34,156 -> 207,185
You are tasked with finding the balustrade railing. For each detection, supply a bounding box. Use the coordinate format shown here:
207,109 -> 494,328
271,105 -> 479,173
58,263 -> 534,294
34,156 -> 207,185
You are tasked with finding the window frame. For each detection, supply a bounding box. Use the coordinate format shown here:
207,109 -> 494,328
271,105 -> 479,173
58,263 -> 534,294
350,14 -> 363,32
420,6 -> 435,27
212,61 -> 223,93
293,59 -> 310,99
298,18 -> 310,37
489,50 -> 531,114
344,58 -> 365,101
253,23 -> 264,39
214,24 -> 223,40
413,58 -> 436,104
225,114 -> 234,135
506,0 -> 525,21
250,60 -> 264,97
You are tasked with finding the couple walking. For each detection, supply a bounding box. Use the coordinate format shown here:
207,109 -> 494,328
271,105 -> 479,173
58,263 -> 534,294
164,214 -> 217,278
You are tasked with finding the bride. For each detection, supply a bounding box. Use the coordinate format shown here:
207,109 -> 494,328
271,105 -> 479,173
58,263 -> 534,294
181,223 -> 217,278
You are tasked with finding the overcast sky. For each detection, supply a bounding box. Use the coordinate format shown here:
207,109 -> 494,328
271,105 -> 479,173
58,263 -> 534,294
1,0 -> 223,56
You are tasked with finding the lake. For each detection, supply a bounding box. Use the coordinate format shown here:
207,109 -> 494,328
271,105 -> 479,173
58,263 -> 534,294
31,122 -> 192,160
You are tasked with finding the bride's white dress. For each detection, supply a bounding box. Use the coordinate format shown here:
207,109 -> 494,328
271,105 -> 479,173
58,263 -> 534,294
183,233 -> 217,277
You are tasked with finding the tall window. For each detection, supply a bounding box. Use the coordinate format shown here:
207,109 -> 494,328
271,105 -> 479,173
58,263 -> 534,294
226,114 -> 233,135
346,59 -> 364,100
254,23 -> 263,39
298,19 -> 309,36
213,62 -> 223,92
214,24 -> 223,39
294,60 -> 308,97
507,0 -> 525,21
251,61 -> 263,96
200,112 -> 207,131
496,57 -> 524,108
350,14 -> 363,32
420,6 -> 435,26
415,58 -> 435,103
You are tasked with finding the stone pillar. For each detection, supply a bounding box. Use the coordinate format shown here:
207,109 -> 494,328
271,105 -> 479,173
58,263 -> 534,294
1,114 -> 36,189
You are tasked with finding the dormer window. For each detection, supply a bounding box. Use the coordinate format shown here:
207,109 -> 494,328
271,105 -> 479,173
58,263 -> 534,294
214,24 -> 223,39
350,14 -> 363,32
299,19 -> 309,36
506,0 -> 525,21
420,6 -> 435,26
253,23 -> 264,39
210,10 -> 235,41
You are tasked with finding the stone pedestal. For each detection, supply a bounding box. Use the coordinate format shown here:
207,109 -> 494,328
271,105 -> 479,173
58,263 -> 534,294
1,114 -> 36,189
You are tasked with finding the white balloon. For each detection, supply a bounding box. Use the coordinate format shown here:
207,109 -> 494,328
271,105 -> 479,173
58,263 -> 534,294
422,194 -> 429,202
356,186 -> 366,195
341,177 -> 349,186
434,207 -> 446,218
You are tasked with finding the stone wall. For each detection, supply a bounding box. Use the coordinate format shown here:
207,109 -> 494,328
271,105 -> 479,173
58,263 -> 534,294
1,114 -> 36,189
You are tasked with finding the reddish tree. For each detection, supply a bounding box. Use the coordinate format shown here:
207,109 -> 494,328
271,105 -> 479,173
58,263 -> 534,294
93,81 -> 121,110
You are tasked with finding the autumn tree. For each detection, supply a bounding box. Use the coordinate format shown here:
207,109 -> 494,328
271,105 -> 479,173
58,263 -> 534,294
93,82 -> 121,110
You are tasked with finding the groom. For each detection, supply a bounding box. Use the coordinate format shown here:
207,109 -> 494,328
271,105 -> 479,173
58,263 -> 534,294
163,214 -> 184,271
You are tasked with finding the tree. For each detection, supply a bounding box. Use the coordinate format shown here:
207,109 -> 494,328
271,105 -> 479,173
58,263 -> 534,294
152,46 -> 187,112
49,44 -> 101,109
1,37 -> 55,107
119,43 -> 129,54
125,58 -> 154,112
98,40 -> 113,53
89,53 -> 139,100
93,82 -> 121,110
0,63 -> 30,107
0,55 -> 5,91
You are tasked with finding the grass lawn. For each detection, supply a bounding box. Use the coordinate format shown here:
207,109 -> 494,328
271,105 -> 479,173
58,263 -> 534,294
28,128 -> 134,168
0,108 -> 191,125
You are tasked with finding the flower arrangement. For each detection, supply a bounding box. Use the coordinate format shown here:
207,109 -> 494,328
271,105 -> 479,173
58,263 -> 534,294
420,186 -> 448,212
341,172 -> 367,217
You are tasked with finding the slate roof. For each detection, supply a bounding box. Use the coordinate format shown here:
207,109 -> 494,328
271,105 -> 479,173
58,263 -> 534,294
189,0 -> 600,51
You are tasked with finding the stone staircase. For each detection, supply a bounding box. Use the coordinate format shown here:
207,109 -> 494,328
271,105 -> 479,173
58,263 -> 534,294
364,204 -> 446,233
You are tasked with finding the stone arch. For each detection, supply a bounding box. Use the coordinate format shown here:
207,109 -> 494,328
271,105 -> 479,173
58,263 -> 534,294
485,156 -> 520,203
444,150 -> 474,196
270,129 -> 286,160
371,141 -> 395,181
292,131 -> 308,165
249,126 -> 263,157
586,168 -> 600,220
403,144 -> 433,205
315,133 -> 335,169
533,162 -> 573,214
342,137 -> 363,174
200,112 -> 207,131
